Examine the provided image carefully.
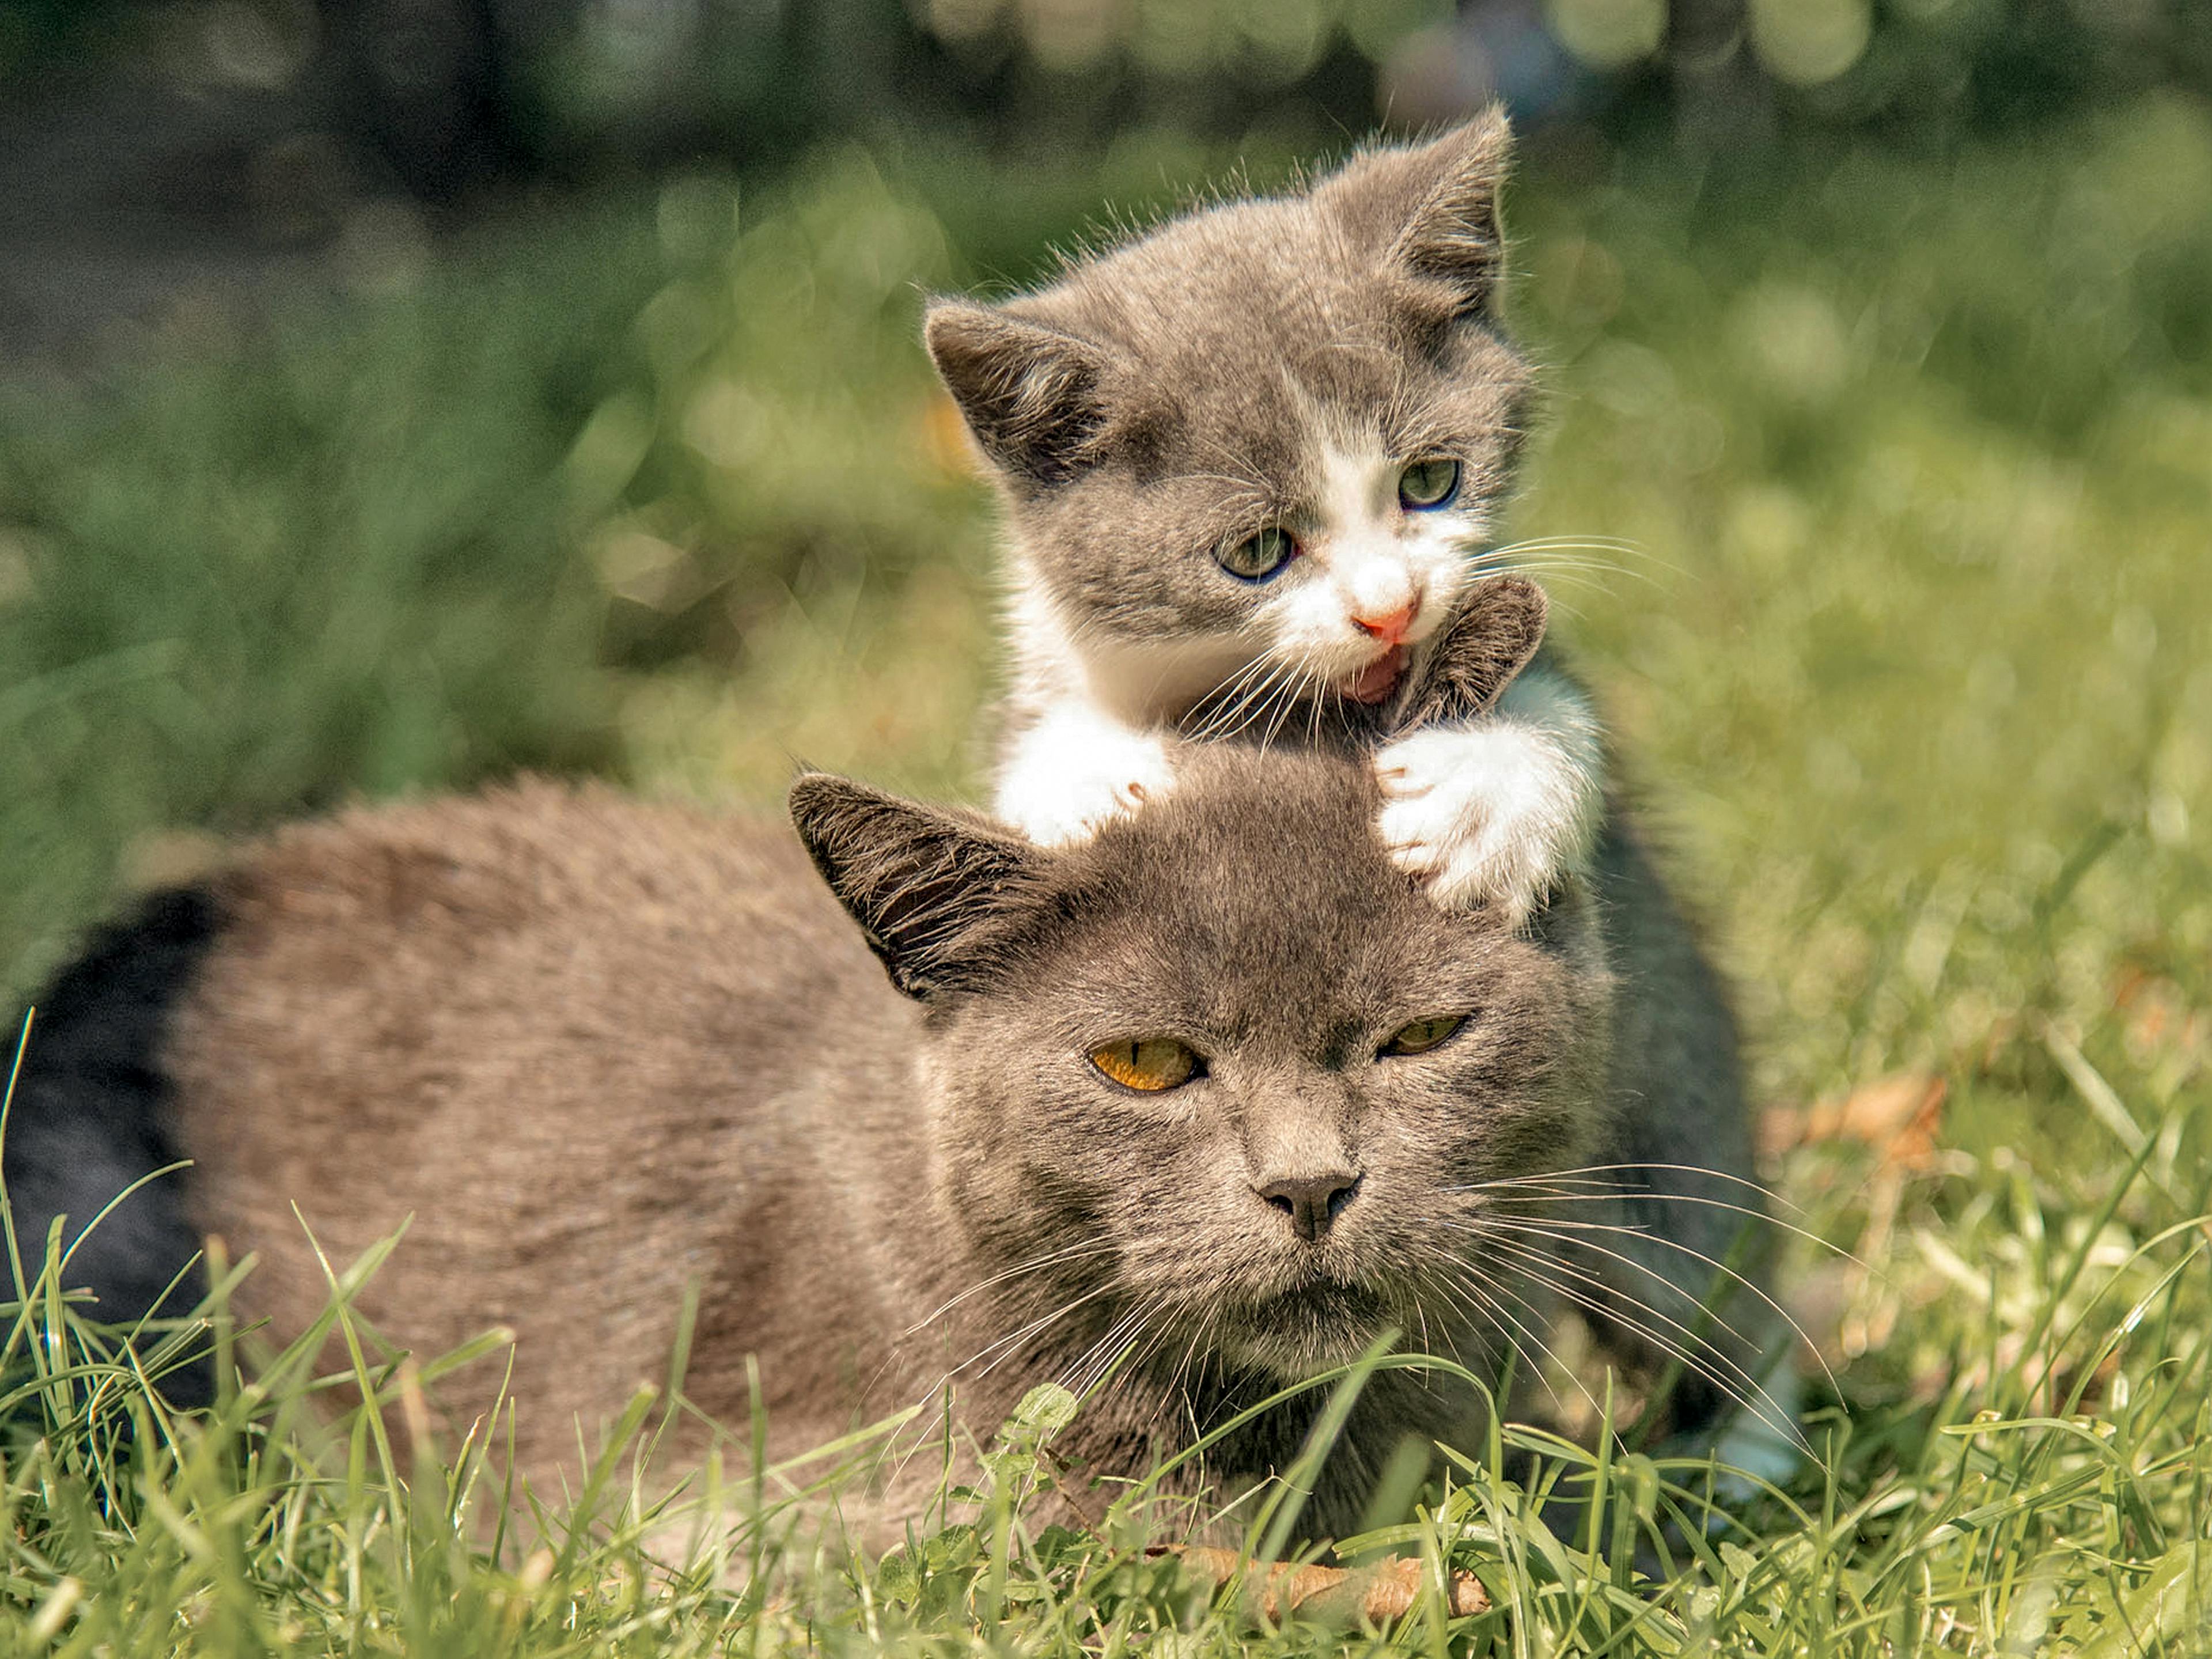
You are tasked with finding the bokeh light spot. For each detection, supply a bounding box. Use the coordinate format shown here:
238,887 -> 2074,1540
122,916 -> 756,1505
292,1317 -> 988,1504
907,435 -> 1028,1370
1543,0 -> 1665,71
1749,0 -> 1873,85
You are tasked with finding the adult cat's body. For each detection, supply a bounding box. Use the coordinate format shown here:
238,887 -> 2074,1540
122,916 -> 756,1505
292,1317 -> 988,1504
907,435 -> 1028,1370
928,112 -> 1603,925
4,585 -> 1766,1533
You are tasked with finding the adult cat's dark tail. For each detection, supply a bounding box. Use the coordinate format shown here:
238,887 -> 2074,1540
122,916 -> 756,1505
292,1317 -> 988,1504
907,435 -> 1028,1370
3,888 -> 221,1407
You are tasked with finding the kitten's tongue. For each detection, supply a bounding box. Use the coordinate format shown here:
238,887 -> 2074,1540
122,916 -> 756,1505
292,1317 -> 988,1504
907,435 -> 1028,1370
1345,645 -> 1406,705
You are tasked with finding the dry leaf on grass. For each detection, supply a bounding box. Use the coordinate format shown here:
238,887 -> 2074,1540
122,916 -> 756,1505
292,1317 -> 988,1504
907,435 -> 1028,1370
1152,1544 -> 1491,1625
1759,1071 -> 1946,1173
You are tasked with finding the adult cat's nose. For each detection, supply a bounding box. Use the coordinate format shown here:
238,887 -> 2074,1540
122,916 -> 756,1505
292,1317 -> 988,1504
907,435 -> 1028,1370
1352,601 -> 1417,644
1256,1171 -> 1362,1243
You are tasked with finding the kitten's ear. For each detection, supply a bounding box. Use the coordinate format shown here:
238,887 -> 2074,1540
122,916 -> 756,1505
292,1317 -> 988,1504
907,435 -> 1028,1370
1320,110 -> 1513,321
1392,575 -> 1547,734
924,302 -> 1115,484
789,773 -> 1054,1000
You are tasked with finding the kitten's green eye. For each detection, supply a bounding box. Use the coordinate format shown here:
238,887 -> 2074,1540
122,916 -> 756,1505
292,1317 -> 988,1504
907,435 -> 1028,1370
1218,527 -> 1296,581
1379,1014 -> 1468,1057
1397,458 -> 1461,511
1091,1037 -> 1202,1092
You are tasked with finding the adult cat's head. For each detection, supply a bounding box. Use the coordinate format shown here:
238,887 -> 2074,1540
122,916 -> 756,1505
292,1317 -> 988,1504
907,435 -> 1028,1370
926,113 -> 1533,718
789,579 -> 1601,1384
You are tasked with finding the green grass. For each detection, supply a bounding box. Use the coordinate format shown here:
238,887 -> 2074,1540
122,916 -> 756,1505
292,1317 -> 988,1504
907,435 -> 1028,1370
2,93 -> 2209,1653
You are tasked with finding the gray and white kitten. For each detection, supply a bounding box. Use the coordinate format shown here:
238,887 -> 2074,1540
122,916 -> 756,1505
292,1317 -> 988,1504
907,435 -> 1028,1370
3,580 -> 1776,1535
926,111 -> 1601,925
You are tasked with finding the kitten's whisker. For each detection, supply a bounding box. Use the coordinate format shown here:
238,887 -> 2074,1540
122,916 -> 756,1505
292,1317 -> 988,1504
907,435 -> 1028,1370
1483,535 -> 1650,556
1187,433 -> 1275,498
1481,532 -> 1676,572
1180,471 -> 1275,506
1183,654 -> 1287,744
1257,647 -> 1328,756
1185,652 -> 1286,740
1465,552 -> 1659,593
1255,665 -> 1303,757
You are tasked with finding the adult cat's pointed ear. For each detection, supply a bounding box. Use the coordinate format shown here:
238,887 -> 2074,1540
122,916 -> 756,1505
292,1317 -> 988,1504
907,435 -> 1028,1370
1392,575 -> 1547,734
789,773 -> 1054,1000
1320,110 -> 1513,321
925,302 -> 1115,484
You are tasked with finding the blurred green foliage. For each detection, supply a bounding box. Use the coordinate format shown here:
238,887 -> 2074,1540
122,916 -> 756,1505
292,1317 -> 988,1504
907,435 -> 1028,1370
1501,92 -> 2212,1131
0,203 -> 660,990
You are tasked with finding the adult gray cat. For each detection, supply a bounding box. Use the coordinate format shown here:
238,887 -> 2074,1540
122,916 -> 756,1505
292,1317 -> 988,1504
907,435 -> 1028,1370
928,112 -> 1603,928
3,579 -> 1771,1535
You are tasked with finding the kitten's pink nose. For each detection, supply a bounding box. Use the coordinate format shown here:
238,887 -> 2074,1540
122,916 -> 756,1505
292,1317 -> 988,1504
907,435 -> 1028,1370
1352,601 -> 1417,645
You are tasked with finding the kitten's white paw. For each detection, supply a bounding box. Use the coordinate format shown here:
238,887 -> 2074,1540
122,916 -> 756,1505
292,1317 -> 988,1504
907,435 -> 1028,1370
1373,724 -> 1597,924
995,715 -> 1177,845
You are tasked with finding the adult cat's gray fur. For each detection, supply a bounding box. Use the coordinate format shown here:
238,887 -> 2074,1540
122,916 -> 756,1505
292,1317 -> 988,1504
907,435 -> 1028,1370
928,112 -> 1605,927
3,579 -> 1770,1535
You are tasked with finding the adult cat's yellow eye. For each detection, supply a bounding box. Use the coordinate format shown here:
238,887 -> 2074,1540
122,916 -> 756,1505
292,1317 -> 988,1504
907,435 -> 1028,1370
1090,1038 -> 1200,1091
1218,526 -> 1296,581
1380,1014 -> 1467,1056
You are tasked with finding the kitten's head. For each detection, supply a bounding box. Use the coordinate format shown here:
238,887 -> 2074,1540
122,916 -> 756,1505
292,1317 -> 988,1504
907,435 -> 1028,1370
789,587 -> 1608,1383
926,113 -> 1533,719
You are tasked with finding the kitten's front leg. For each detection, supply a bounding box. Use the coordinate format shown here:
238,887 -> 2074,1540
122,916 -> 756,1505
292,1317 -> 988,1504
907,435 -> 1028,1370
1374,661 -> 1605,924
994,699 -> 1179,844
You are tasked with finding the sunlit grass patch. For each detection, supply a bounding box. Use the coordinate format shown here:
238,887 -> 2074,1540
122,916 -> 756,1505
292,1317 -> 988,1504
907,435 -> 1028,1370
0,86 -> 2205,1656
6,997 -> 2212,1652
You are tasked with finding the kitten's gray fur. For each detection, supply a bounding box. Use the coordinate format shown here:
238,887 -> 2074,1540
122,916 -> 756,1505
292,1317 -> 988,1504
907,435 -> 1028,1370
5,581 -> 1768,1536
928,113 -> 1606,925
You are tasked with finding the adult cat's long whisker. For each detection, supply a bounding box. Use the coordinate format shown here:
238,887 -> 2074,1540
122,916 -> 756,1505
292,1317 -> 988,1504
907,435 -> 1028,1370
1429,1235 -> 1791,1450
1468,1213 -> 1838,1398
1455,1160 -> 1821,1224
1467,1227 -> 1789,1434
959,1281 -> 1119,1381
1406,1237 -> 1574,1411
902,1242 -> 1122,1336
1467,1168 -> 1843,1254
1154,1289 -> 1230,1433
1477,1187 -> 1846,1260
1414,1254 -> 1542,1405
1058,1300 -> 1160,1401
1429,1252 -> 1599,1427
1459,1219 -> 1763,1359
1486,1247 -> 1808,1450
1482,1238 -> 1806,1450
